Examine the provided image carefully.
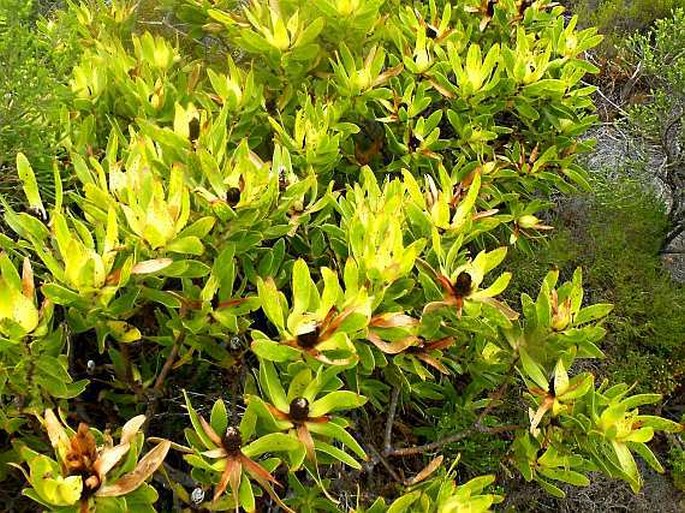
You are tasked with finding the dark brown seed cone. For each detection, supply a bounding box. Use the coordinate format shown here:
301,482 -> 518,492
452,272 -> 473,298
296,325 -> 321,349
223,426 -> 242,455
289,397 -> 310,422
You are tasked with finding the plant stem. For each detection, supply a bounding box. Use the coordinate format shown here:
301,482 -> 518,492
152,331 -> 184,392
384,424 -> 520,458
384,387 -> 400,453
144,331 -> 185,431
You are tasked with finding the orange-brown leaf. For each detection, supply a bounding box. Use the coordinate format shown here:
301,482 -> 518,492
213,456 -> 241,504
96,440 -> 171,497
199,415 -> 224,447
367,333 -> 417,355
406,455 -> 444,485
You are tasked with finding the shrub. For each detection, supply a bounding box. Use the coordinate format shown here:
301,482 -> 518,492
568,0 -> 684,57
1,1 -> 682,511
505,169 -> 685,396
0,0 -> 81,203
620,8 -> 685,250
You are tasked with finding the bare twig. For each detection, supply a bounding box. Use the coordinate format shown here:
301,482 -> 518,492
383,424 -> 520,458
367,444 -> 407,485
384,387 -> 400,453
144,331 -> 186,431
152,332 -> 184,392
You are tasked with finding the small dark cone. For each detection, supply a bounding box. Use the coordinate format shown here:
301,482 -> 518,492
408,133 -> 421,152
188,117 -> 200,143
278,168 -> 289,192
223,426 -> 242,455
289,397 -> 310,422
296,325 -> 321,349
226,187 -> 241,207
452,272 -> 473,298
486,0 -> 498,17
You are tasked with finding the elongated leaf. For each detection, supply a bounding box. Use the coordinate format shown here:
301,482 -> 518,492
257,278 -> 285,332
309,391 -> 366,417
251,339 -> 300,362
519,347 -> 548,391
259,361 -> 288,412
17,153 -> 45,217
96,440 -> 170,497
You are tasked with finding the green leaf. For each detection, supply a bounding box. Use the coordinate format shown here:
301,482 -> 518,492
166,236 -> 204,255
313,440 -> 361,469
159,260 -> 211,278
259,360 -> 288,412
634,415 -> 683,433
627,441 -> 664,473
257,277 -> 286,332
387,491 -> 421,513
16,153 -> 45,217
535,476 -> 566,498
210,399 -> 228,440
619,394 -> 661,410
183,390 -> 217,450
41,284 -> 85,306
574,304 -> 613,325
307,421 -> 366,459
292,259 -> 318,314
538,467 -> 590,487
519,347 -> 548,391
242,433 -> 302,457
105,321 -> 142,343
309,391 -> 366,417
251,338 -> 300,362
611,441 -> 640,492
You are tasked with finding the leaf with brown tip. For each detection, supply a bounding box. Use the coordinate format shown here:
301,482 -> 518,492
406,455 -> 444,485
96,440 -> 171,497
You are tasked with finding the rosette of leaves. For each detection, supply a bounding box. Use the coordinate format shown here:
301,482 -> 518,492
252,259 -> 372,365
14,410 -> 170,512
502,269 -> 614,365
243,360 -> 367,472
419,245 -> 517,321
182,391 -> 301,512
2,154 -> 125,308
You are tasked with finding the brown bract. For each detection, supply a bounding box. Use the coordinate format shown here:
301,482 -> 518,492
264,397 -> 331,464
196,415 -> 294,513
282,306 -> 357,365
43,410 -> 170,508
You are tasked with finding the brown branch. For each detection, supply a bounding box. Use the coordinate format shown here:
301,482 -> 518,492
143,331 -> 186,432
384,424 -> 520,458
384,387 -> 400,453
367,444 -> 408,485
152,332 -> 184,392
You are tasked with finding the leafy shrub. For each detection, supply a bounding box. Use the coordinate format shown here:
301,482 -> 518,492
1,1 -> 683,511
620,8 -> 685,249
568,0 -> 684,57
505,170 -> 685,396
0,0 -> 81,202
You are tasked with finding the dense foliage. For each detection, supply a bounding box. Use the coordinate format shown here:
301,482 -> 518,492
0,1 -> 683,511
622,8 -> 685,250
0,0 -> 80,201
568,0 -> 685,57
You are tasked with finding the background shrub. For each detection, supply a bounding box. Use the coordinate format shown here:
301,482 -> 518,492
0,0 -> 80,204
